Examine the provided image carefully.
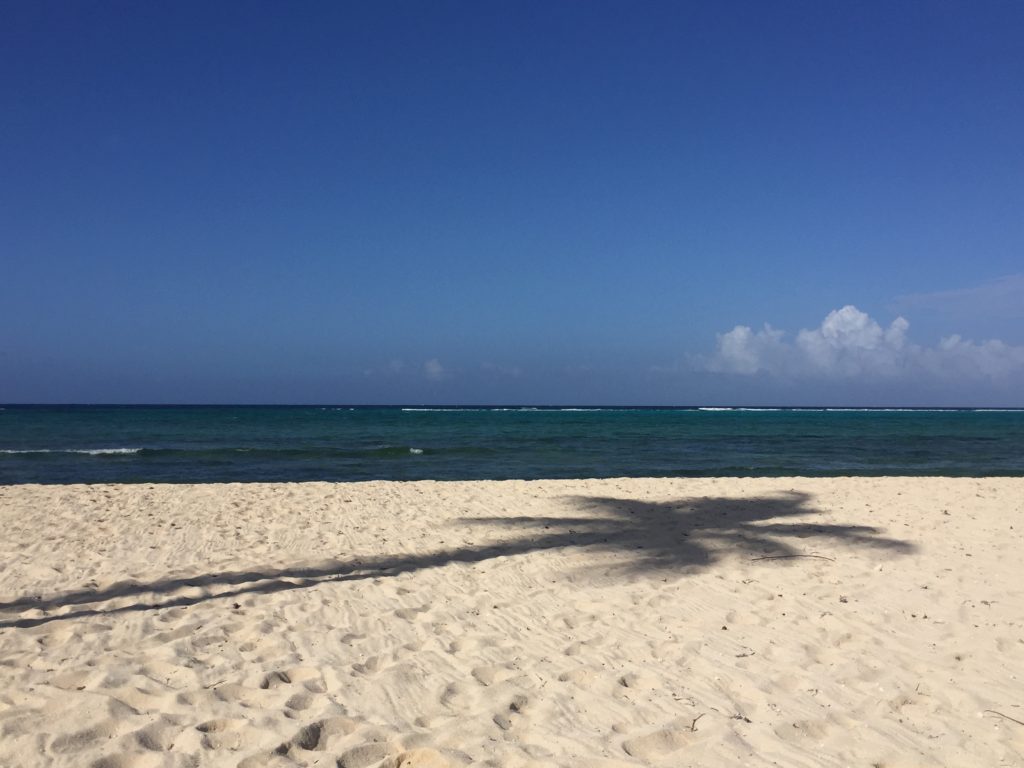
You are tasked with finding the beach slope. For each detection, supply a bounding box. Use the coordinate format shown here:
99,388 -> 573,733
1,477 -> 1022,767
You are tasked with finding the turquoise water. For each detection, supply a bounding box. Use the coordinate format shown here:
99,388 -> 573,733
1,405 -> 1023,483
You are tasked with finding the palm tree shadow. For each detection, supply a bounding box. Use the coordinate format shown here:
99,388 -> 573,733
466,491 -> 913,577
0,491 -> 912,629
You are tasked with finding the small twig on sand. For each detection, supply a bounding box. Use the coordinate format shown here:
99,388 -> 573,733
689,713 -> 705,732
750,554 -> 836,562
984,710 -> 1024,727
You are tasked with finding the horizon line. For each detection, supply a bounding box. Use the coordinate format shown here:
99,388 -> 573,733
2,403 -> 1023,411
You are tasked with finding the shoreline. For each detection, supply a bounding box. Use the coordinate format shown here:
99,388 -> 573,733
6,471 -> 1024,489
2,477 -> 1022,766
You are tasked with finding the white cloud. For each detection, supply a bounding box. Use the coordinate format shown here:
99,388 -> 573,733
895,274 -> 1024,320
708,305 -> 1024,382
709,323 -> 789,375
423,358 -> 446,381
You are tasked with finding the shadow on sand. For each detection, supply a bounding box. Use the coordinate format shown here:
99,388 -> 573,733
0,491 -> 913,629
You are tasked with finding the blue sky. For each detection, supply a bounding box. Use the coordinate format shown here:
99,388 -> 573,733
2,2 -> 1023,405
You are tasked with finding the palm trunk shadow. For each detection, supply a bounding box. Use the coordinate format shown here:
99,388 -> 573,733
0,491 -> 913,629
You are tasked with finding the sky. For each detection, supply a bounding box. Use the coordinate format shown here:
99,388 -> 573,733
2,1 -> 1023,406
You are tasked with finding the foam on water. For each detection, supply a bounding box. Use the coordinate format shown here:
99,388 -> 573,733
1,447 -> 142,455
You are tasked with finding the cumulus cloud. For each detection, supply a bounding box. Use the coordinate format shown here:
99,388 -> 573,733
707,305 -> 1024,381
423,358 -> 446,381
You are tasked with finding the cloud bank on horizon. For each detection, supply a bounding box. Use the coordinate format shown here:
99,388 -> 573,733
707,305 -> 1024,383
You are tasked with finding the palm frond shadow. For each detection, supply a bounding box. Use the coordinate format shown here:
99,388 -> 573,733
468,491 -> 913,575
0,491 -> 912,629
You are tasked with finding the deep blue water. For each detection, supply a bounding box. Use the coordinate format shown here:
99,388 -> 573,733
1,405 -> 1023,484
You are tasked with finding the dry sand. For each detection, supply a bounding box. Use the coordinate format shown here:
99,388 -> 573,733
1,477 -> 1022,768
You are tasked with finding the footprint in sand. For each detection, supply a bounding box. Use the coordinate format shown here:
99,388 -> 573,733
133,720 -> 181,751
336,741 -> 393,768
268,716 -> 361,757
439,681 -> 474,710
352,655 -> 382,675
564,641 -> 585,656
259,670 -> 293,689
470,663 -> 515,687
492,693 -> 530,732
89,754 -> 163,768
284,691 -> 318,711
395,605 -> 430,621
49,720 -> 125,755
196,717 -> 250,750
621,729 -> 691,759
558,667 -> 598,689
618,671 -> 658,690
212,683 -> 264,708
387,748 -> 451,768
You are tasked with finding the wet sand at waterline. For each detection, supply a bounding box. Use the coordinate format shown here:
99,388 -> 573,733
1,478 -> 1022,767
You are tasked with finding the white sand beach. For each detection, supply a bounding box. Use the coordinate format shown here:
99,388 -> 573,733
1,477 -> 1022,767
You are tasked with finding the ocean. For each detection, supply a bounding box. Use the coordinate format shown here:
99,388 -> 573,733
2,405 -> 1023,484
